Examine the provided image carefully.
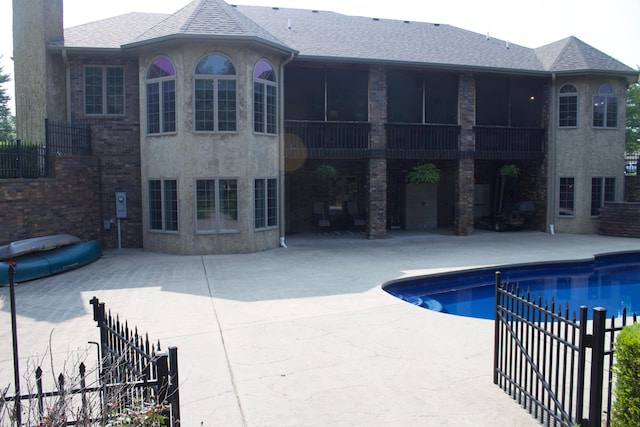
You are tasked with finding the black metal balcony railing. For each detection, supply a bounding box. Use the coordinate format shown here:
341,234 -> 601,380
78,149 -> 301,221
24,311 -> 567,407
285,121 -> 371,159
474,126 -> 545,160
386,123 -> 460,159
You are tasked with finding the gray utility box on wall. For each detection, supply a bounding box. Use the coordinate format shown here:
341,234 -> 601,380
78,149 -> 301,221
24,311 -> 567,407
116,192 -> 127,218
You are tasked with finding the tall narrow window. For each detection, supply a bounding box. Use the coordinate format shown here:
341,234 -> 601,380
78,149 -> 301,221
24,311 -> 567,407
149,179 -> 178,231
85,66 -> 124,115
146,57 -> 176,134
559,84 -> 578,127
254,60 -> 278,134
559,177 -> 575,217
591,177 -> 615,216
194,54 -> 237,132
593,84 -> 618,128
255,178 -> 278,229
195,179 -> 238,232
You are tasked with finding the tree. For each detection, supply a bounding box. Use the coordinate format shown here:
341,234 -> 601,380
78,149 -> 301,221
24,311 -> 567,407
627,81 -> 640,154
0,56 -> 16,142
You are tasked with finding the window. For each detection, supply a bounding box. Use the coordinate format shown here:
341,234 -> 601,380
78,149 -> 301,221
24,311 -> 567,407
149,179 -> 178,231
194,54 -> 237,132
476,76 -> 543,127
285,67 -> 368,121
254,60 -> 278,134
559,177 -> 575,217
255,178 -> 278,229
559,84 -> 578,127
387,71 -> 458,124
591,177 -> 615,216
146,57 -> 176,134
195,179 -> 238,232
593,84 -> 618,128
85,66 -> 124,115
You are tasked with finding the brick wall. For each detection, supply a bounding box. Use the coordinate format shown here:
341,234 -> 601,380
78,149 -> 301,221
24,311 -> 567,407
367,66 -> 387,239
598,202 -> 640,238
625,176 -> 640,202
0,156 -> 101,245
68,54 -> 143,249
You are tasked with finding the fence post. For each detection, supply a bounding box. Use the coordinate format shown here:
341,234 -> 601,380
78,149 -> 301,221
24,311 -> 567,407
15,139 -> 22,178
493,271 -> 502,385
587,307 -> 607,427
168,346 -> 180,426
576,306 -> 588,426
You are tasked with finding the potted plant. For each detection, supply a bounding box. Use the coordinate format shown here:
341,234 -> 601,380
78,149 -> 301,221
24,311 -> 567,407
315,164 -> 337,181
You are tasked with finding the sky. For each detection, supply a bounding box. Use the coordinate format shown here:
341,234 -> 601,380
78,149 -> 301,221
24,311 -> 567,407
1,0 -> 639,113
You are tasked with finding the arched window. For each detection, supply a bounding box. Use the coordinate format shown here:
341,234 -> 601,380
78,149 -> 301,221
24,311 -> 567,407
593,84 -> 618,128
558,84 -> 577,127
253,60 -> 277,134
194,54 -> 237,132
146,56 -> 176,134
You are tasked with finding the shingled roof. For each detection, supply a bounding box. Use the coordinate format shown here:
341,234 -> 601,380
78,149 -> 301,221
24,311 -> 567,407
60,0 -> 637,79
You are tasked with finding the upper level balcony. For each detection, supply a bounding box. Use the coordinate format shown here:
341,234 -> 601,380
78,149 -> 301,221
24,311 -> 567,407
386,123 -> 460,159
474,126 -> 546,160
284,121 -> 371,159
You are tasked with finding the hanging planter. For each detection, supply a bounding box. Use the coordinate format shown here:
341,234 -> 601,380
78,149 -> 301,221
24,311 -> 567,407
499,164 -> 520,178
407,163 -> 440,185
315,164 -> 337,181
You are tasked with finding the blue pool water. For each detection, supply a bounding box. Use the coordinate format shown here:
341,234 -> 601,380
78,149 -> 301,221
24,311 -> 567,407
382,251 -> 640,320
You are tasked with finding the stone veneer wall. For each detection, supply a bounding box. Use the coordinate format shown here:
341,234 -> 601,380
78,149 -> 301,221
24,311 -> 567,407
0,156 -> 101,245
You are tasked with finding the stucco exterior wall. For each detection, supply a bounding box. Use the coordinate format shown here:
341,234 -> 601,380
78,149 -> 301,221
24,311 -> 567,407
139,43 -> 283,254
552,75 -> 627,234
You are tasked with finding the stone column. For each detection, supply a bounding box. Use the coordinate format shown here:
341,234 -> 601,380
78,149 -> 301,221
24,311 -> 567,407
455,73 -> 475,235
367,67 -> 387,239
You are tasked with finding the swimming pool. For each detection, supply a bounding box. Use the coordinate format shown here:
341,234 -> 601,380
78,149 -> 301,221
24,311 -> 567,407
382,251 -> 640,320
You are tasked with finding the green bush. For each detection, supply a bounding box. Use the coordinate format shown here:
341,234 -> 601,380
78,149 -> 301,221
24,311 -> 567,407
612,322 -> 640,427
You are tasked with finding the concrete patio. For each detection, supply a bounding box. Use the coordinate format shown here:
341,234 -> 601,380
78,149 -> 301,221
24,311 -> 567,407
1,230 -> 639,426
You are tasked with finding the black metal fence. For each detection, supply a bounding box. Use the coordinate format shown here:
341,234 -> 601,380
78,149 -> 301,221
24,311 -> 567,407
91,296 -> 181,426
46,119 -> 92,156
2,292 -> 180,425
0,120 -> 91,179
494,271 -> 637,427
0,140 -> 47,178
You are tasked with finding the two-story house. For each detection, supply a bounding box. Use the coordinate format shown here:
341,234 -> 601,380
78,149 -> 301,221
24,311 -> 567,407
11,0 -> 638,254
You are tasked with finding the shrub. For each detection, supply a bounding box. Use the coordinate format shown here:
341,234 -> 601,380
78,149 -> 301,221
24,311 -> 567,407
612,322 -> 640,427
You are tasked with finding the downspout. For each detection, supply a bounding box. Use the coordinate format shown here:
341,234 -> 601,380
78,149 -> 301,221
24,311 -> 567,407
547,73 -> 557,234
279,51 -> 295,248
61,47 -> 71,122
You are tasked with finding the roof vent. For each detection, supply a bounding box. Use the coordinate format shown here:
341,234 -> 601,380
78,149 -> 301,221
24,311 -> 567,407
288,19 -> 292,30
404,20 -> 410,24
505,40 -> 510,49
373,18 -> 379,21
272,7 -> 279,10
312,10 -> 318,13
486,32 -> 490,40
433,23 -> 440,26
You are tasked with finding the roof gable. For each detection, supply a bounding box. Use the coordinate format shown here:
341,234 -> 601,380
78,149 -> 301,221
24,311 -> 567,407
129,0 -> 287,49
535,36 -> 635,74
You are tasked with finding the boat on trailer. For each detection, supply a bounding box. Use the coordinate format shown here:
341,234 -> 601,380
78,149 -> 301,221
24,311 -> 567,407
0,234 -> 102,285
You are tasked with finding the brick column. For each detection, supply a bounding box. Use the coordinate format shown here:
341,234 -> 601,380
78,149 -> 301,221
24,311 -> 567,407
455,73 -> 475,235
367,67 -> 387,239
